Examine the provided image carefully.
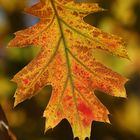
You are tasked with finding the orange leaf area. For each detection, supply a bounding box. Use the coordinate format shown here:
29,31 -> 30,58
8,0 -> 128,139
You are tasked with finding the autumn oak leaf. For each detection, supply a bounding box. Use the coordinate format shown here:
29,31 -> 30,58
8,0 -> 128,140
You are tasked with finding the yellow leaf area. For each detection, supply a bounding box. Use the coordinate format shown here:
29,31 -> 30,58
8,0 -> 128,140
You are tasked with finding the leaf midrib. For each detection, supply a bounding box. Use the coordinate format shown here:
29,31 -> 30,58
50,0 -> 83,133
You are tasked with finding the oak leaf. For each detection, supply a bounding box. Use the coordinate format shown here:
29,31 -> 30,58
8,0 -> 128,139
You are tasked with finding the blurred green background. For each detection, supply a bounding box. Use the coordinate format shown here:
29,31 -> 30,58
0,0 -> 140,140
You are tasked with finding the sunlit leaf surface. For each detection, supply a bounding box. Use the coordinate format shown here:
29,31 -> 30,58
8,0 -> 128,139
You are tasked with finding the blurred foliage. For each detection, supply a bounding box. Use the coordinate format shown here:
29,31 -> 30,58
0,0 -> 26,12
0,0 -> 140,140
114,96 -> 140,136
0,105 -> 17,140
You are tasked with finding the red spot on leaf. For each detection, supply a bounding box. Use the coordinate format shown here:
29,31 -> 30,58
65,95 -> 72,101
23,79 -> 29,85
57,111 -> 61,117
78,103 -> 94,126
82,118 -> 90,126
64,95 -> 72,106
78,103 -> 92,116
